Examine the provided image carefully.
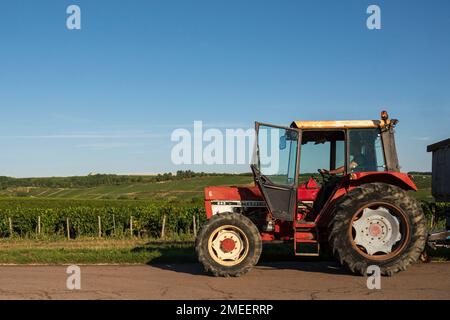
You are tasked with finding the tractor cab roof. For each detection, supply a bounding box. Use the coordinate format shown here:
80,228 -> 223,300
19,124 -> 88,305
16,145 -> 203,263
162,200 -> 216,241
290,111 -> 397,130
290,120 -> 383,129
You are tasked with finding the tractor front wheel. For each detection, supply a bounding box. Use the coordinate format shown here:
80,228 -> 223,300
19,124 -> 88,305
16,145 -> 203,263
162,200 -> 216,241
328,183 -> 427,276
196,212 -> 262,277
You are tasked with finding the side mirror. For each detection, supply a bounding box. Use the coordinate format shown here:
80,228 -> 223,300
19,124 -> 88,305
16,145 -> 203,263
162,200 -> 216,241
279,135 -> 287,150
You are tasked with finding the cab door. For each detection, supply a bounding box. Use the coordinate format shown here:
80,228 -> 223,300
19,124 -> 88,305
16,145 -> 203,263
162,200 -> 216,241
251,123 -> 301,221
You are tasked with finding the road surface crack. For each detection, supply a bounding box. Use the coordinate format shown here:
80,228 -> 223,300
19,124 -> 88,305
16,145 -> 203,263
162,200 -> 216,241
206,282 -> 234,299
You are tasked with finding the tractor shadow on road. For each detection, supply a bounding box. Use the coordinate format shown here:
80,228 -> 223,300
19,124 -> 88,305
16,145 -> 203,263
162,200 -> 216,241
133,241 -> 354,277
131,241 -> 205,275
256,261 -> 352,276
149,260 -> 352,277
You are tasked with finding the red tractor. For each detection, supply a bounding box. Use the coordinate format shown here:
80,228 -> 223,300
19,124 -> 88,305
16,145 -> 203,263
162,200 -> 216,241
195,111 -> 427,276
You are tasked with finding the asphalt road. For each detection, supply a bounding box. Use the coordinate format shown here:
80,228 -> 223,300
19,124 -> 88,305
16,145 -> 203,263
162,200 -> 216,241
0,261 -> 449,300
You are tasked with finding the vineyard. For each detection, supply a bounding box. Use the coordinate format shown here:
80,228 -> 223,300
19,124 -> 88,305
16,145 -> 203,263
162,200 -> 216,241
0,198 -> 448,241
0,198 -> 206,240
0,174 -> 447,241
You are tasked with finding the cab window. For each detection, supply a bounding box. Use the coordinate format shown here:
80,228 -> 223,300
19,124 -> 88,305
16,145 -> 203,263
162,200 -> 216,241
347,129 -> 386,172
299,131 -> 346,176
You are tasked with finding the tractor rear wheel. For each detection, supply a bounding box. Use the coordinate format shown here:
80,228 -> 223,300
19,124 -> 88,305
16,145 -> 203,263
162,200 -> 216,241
196,212 -> 262,277
328,183 -> 427,276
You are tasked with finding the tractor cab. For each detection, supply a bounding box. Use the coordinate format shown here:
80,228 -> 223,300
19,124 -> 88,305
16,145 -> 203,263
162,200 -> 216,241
250,111 -> 400,225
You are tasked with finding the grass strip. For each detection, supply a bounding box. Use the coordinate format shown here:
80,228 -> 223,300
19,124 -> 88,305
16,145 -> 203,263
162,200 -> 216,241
0,239 -> 448,264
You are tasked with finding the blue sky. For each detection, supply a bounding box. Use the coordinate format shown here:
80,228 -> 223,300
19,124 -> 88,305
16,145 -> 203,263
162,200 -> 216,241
0,0 -> 449,177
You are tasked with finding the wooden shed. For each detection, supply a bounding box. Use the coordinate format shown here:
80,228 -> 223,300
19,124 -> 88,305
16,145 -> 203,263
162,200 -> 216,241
427,138 -> 450,202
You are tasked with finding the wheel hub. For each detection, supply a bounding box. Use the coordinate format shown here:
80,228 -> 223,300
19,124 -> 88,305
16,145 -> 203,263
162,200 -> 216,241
211,229 -> 244,262
220,238 -> 237,253
369,223 -> 382,237
352,207 -> 402,255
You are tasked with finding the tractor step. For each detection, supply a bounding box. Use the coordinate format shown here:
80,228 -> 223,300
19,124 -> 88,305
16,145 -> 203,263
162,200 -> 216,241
294,239 -> 320,256
294,222 -> 320,256
294,221 -> 316,229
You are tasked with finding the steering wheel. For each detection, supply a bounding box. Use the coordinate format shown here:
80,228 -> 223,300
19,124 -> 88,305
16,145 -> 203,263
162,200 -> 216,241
310,174 -> 321,185
317,169 -> 333,182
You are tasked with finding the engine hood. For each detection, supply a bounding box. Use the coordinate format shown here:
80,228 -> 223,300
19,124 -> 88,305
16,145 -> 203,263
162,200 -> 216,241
204,185 -> 263,201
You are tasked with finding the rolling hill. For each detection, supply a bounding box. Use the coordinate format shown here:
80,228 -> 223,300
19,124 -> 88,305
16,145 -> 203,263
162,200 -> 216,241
0,175 -> 254,201
0,173 -> 432,202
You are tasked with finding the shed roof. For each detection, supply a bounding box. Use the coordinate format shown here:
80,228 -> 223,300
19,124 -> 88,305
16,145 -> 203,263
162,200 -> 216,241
427,138 -> 450,152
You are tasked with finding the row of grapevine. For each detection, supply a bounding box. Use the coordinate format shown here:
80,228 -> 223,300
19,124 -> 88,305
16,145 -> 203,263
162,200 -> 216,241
420,201 -> 450,229
0,199 -> 206,238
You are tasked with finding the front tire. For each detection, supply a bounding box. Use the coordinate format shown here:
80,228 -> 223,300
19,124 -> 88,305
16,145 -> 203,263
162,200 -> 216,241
329,183 -> 427,276
196,212 -> 262,277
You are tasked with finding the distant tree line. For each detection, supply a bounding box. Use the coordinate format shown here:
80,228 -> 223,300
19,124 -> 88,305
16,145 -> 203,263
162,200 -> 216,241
407,171 -> 432,176
0,171 -> 252,190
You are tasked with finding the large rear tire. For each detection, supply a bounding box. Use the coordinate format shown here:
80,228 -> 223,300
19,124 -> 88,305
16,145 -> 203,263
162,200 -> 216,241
328,183 -> 427,276
196,212 -> 262,277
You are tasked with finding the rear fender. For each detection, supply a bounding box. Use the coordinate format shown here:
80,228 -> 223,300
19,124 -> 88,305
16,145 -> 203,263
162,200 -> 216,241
346,172 -> 417,191
315,172 -> 417,228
